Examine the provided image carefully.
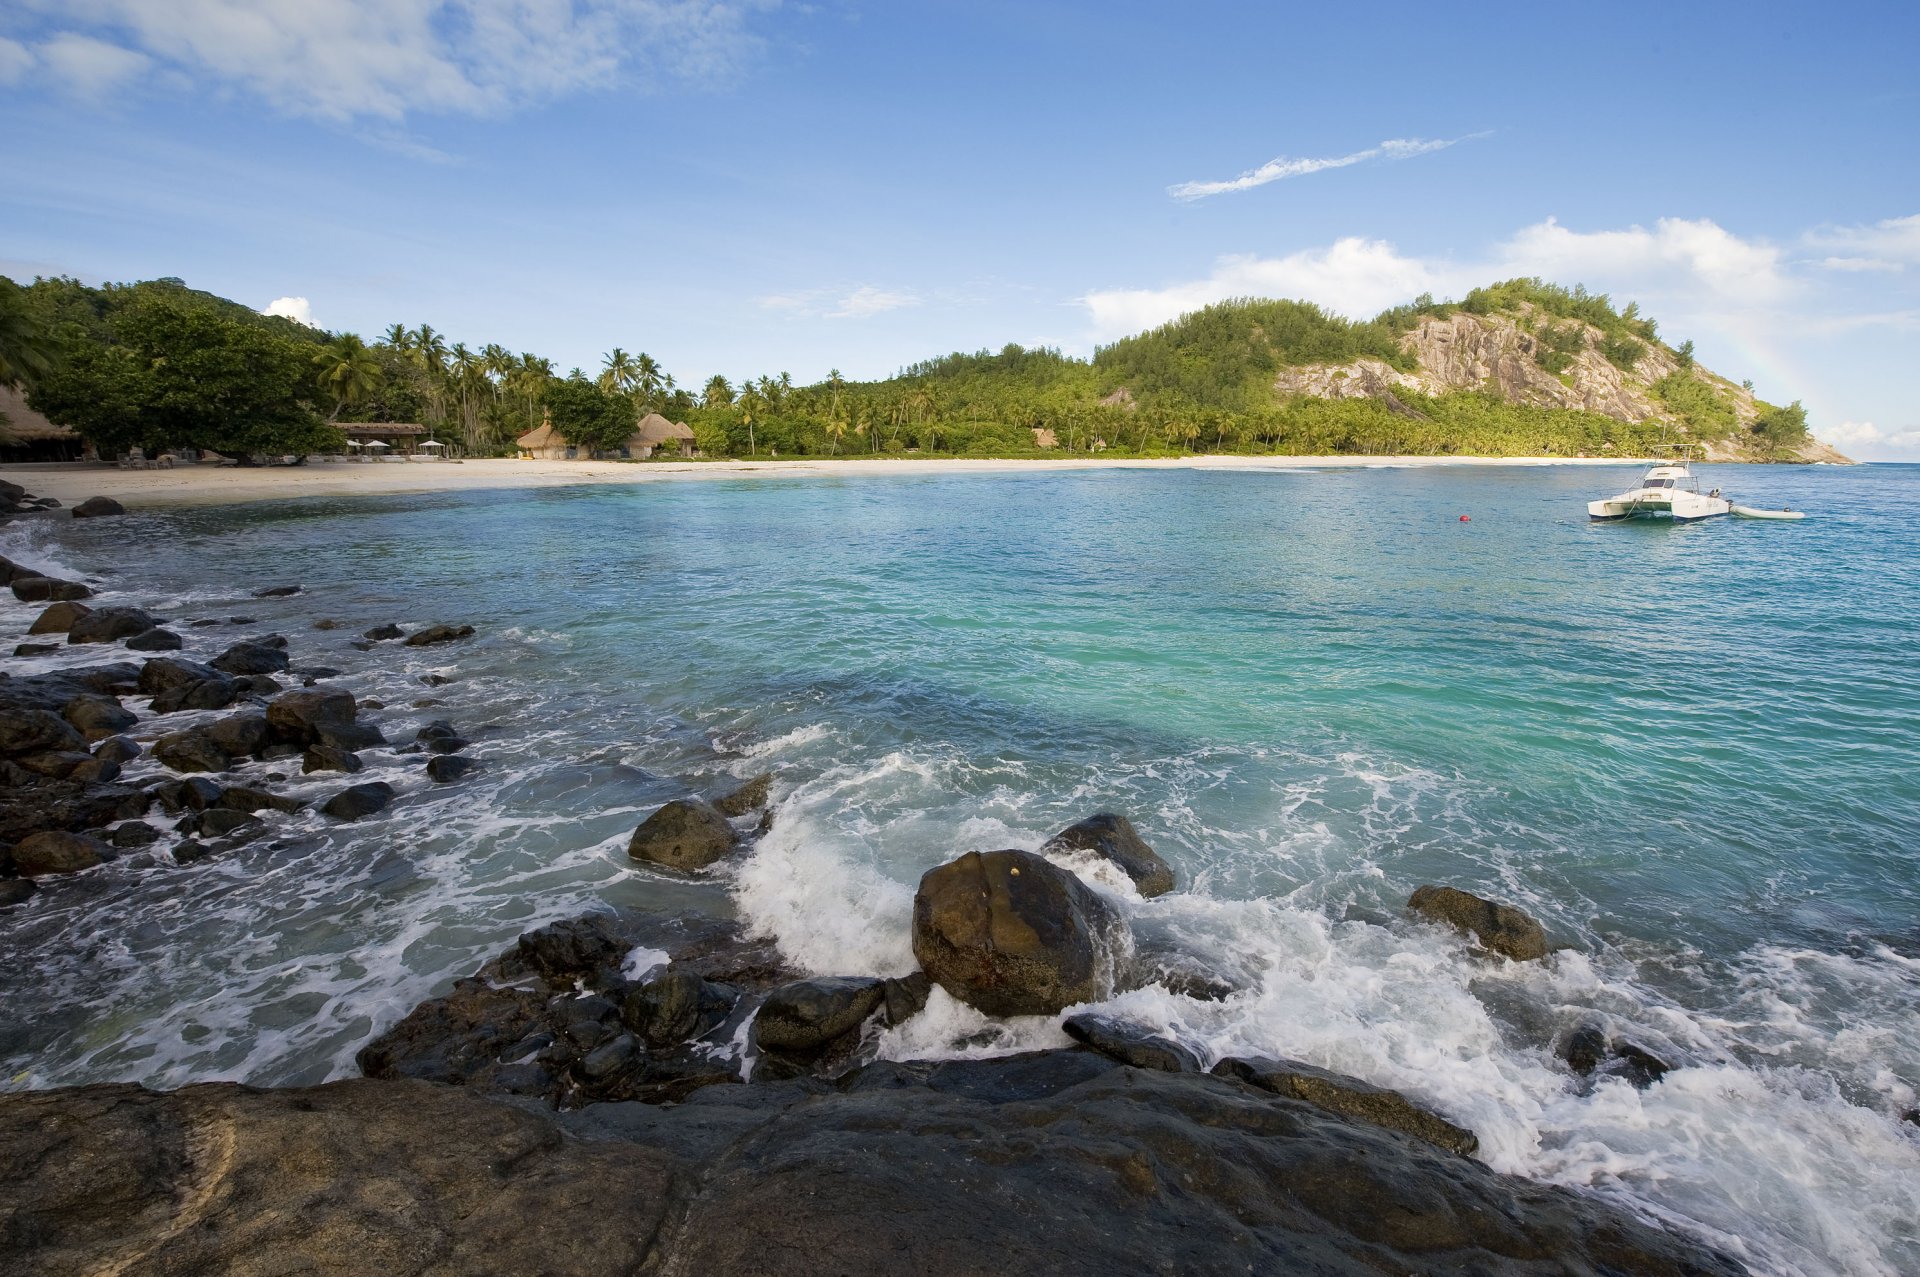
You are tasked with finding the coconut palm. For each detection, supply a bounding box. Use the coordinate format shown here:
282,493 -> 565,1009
826,368 -> 845,419
737,387 -> 763,457
311,334 -> 385,420
450,342 -> 486,448
600,347 -> 638,396
633,352 -> 665,407
0,280 -> 56,390
381,323 -> 412,352
702,374 -> 734,408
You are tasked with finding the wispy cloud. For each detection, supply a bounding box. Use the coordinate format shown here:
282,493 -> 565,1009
1804,214 -> 1920,268
8,1 -> 778,122
760,285 -> 918,320
1168,135 -> 1477,202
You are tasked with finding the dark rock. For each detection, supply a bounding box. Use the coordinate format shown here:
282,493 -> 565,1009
265,688 -> 358,745
93,735 -> 141,764
912,848 -> 1125,1017
1063,1014 -> 1201,1072
13,642 -> 59,657
315,719 -> 386,751
752,977 -> 886,1056
252,584 -> 302,597
63,694 -> 137,742
424,735 -> 468,755
13,830 -> 110,876
152,728 -> 231,774
195,809 -> 264,840
627,798 -> 738,872
67,607 -> 158,645
227,616 -> 258,625
321,781 -> 396,821
157,776 -> 226,812
210,641 -> 292,676
349,640 -> 374,651
1039,812 -> 1175,897
137,656 -> 220,695
404,623 -> 475,647
360,699 -> 385,710
14,750 -> 96,780
420,673 -> 453,686
1606,1039 -> 1674,1089
67,757 -> 123,785
0,707 -> 87,756
416,719 -> 460,741
189,618 -> 221,627
713,772 -> 773,817
10,576 -> 92,602
1558,1021 -> 1609,1075
364,623 -> 404,641
357,978 -> 547,1085
217,785 -> 305,815
123,628 -> 182,651
298,666 -> 343,681
0,782 -> 148,843
27,600 -> 90,635
108,821 -> 160,848
579,1034 -> 639,1082
623,969 -> 738,1048
427,754 -> 476,783
1212,1056 -> 1480,1157
312,618 -> 340,630
235,675 -> 283,698
1407,884 -> 1549,962
516,914 -> 632,982
149,675 -> 241,715
0,878 -> 36,907
412,698 -> 444,708
881,970 -> 933,1026
70,495 -> 125,518
302,745 -> 363,774
204,711 -> 271,758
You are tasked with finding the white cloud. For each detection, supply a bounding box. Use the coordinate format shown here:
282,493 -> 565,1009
1493,216 -> 1789,305
760,285 -> 917,320
1817,420 -> 1920,457
263,295 -> 315,326
0,37 -> 33,84
1805,213 -> 1920,266
15,1 -> 773,122
1820,256 -> 1903,273
35,32 -> 151,96
1169,136 -> 1473,202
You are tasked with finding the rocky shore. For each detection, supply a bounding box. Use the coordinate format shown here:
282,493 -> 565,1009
0,495 -> 1734,1275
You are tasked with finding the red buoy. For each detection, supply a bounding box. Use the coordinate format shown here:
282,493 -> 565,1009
1459,515 -> 1471,522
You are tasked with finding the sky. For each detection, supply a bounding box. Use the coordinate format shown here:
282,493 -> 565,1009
0,1 -> 1916,457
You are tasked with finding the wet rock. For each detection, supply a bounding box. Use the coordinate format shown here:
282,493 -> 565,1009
217,785 -> 305,815
1606,1039 -> 1673,1090
234,674 -> 283,698
93,736 -> 141,765
66,607 -> 158,645
108,821 -> 160,848
62,694 -> 136,742
357,978 -> 547,1085
0,878 -> 36,907
627,798 -> 738,872
10,576 -> 92,602
137,656 -> 219,695
1558,1021 -> 1609,1075
0,782 -> 148,843
0,707 -> 88,756
67,757 -> 122,785
912,848 -> 1126,1017
364,623 -> 404,641
204,711 -> 271,758
881,970 -> 933,1026
152,776 -> 226,813
193,809 -> 264,840
321,781 -> 396,821
227,616 -> 258,625
1212,1056 -> 1480,1157
420,673 -> 453,687
404,623 -> 475,647
13,830 -> 110,876
579,1034 -> 639,1083
1063,1014 -> 1201,1072
427,754 -> 475,783
1040,812 -> 1175,897
124,628 -> 182,651
265,688 -> 358,745
70,495 -> 125,518
152,728 -> 231,774
15,750 -> 97,780
713,772 -> 772,817
311,618 -> 339,630
516,914 -> 632,983
315,719 -> 386,751
210,641 -> 292,676
623,969 -> 738,1048
752,977 -> 886,1056
27,600 -> 90,635
12,642 -> 59,657
302,745 -> 363,774
252,584 -> 302,597
149,675 -> 241,715
1407,884 -> 1549,962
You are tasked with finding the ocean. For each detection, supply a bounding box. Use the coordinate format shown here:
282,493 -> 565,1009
2,460 -> 1916,1275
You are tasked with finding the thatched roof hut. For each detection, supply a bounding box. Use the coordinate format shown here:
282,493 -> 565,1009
626,413 -> 696,459
0,386 -> 84,461
516,415 -> 571,460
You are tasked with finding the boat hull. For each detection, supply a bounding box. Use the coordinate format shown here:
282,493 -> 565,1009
1587,492 -> 1731,521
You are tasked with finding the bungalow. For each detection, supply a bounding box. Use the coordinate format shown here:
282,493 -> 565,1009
0,386 -> 84,462
624,412 -> 696,459
516,414 -> 572,460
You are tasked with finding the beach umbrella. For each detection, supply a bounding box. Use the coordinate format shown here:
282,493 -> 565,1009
366,440 -> 391,450
419,440 -> 445,450
345,439 -> 362,449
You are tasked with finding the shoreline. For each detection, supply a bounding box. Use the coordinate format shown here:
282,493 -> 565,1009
0,452 -> 1647,508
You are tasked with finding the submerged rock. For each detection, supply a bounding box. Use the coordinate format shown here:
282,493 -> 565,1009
713,771 -> 773,817
427,754 -> 476,783
912,848 -> 1126,1017
1211,1055 -> 1480,1157
252,584 -> 302,597
363,623 -> 404,641
1063,1013 -> 1200,1072
1407,884 -> 1549,962
124,627 -> 182,651
1039,812 -> 1175,897
627,798 -> 738,872
404,623 -> 475,647
321,781 -> 396,821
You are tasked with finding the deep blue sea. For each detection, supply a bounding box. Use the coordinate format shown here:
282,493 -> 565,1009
2,460 -> 1916,1275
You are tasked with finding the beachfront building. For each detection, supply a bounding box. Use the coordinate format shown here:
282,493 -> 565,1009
516,415 -> 572,460
0,386 -> 85,462
338,422 -> 432,456
624,413 -> 696,459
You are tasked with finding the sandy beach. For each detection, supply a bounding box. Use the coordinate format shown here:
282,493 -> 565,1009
0,453 -> 1641,508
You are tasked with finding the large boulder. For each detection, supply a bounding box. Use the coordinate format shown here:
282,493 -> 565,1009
266,688 -> 359,746
210,641 -> 292,676
150,676 -> 241,714
69,495 -> 125,519
1039,812 -> 1175,897
203,711 -> 271,758
138,656 -> 220,696
10,576 -> 91,602
66,607 -> 157,645
1211,1056 -> 1480,1157
152,728 -> 232,774
28,600 -> 91,635
1407,885 -> 1549,962
0,707 -> 88,757
751,977 -> 886,1057
13,830 -> 110,876
61,694 -> 136,743
125,628 -> 182,651
911,848 -> 1126,1017
627,798 -> 738,872
321,781 -> 396,821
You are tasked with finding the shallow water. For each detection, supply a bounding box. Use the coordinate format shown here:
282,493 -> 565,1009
2,462 -> 1916,1275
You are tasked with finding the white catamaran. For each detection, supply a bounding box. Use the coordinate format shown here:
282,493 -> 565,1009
1588,457 -> 1732,522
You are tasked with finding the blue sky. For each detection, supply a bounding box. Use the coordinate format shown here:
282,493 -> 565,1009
1,1 -> 1916,456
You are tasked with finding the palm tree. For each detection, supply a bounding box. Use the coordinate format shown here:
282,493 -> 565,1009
633,352 -> 665,407
412,324 -> 448,375
738,388 -> 762,458
0,280 -> 56,391
600,347 -> 638,396
702,374 -> 734,408
381,323 -> 411,352
450,342 -> 485,449
826,368 -> 845,419
311,334 -> 385,420
510,353 -> 555,427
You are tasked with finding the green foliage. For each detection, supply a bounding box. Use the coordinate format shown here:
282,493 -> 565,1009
1600,335 -> 1645,372
1457,278 -> 1660,346
1752,400 -> 1809,448
1654,372 -> 1738,436
1532,323 -> 1587,375
544,374 -> 634,454
0,277 -> 58,390
1676,339 -> 1695,368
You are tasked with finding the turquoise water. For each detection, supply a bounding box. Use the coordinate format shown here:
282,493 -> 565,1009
2,461 -> 1916,1275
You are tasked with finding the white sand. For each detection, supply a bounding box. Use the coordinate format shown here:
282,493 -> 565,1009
0,454 -> 1640,509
